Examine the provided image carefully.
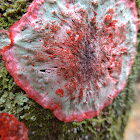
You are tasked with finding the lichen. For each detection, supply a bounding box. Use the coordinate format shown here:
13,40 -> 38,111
1,0 -> 138,122
0,0 -> 139,140
0,113 -> 29,140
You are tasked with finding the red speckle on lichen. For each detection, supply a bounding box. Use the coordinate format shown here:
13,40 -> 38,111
50,24 -> 61,33
107,8 -> 115,14
56,89 -> 64,97
79,87 -> 84,102
91,16 -> 96,24
104,15 -> 113,23
92,0 -> 98,6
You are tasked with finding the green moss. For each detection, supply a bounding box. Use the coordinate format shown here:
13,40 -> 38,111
136,0 -> 140,30
135,0 -> 140,81
0,0 -> 32,29
0,0 -> 140,140
0,60 -> 35,120
136,0 -> 140,16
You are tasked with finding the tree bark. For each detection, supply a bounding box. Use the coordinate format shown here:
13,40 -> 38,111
0,0 -> 139,140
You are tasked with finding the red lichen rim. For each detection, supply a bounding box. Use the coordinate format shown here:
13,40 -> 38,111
1,0 -> 139,122
0,113 -> 29,140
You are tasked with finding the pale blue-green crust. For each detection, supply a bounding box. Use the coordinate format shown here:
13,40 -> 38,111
0,0 -> 139,139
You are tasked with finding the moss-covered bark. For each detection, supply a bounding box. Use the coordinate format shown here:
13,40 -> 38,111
0,0 -> 140,140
